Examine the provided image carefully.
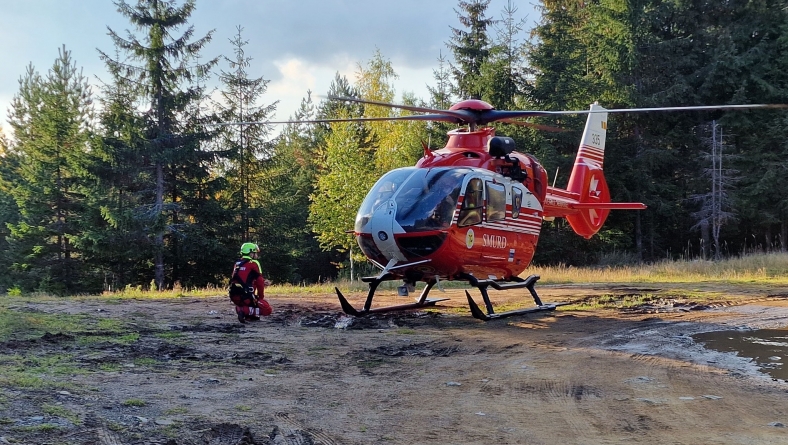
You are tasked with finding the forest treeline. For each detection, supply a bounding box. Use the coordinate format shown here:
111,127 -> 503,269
1,0 -> 788,295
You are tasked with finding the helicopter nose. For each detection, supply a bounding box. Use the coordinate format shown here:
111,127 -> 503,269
369,200 -> 407,262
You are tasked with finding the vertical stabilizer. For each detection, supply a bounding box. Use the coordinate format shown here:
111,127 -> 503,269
566,103 -> 611,238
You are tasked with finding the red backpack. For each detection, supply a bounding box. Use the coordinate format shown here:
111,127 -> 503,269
228,259 -> 259,306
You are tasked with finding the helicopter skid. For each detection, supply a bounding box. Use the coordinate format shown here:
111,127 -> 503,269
465,291 -> 570,321
335,287 -> 448,317
462,274 -> 571,321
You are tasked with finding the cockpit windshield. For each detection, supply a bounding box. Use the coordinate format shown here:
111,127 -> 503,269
396,168 -> 467,232
355,167 -> 469,233
355,168 -> 415,232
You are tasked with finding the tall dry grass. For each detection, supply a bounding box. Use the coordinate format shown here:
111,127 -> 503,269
529,252 -> 788,285
19,252 -> 785,300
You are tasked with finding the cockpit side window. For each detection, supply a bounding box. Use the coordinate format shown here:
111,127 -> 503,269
486,182 -> 506,222
512,188 -> 523,219
458,178 -> 483,227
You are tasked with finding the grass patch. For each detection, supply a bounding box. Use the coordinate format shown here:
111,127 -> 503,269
123,399 -> 147,407
0,310 -> 90,343
163,407 -> 188,415
396,328 -> 417,335
562,294 -> 662,311
155,331 -> 185,340
99,363 -> 122,372
307,346 -> 329,356
14,423 -> 61,433
0,353 -> 83,390
42,403 -> 81,425
0,372 -> 46,389
356,359 -> 387,369
77,332 -> 139,346
96,318 -> 124,331
24,353 -> 82,376
133,357 -> 158,367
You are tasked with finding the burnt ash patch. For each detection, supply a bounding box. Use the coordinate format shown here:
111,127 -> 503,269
263,303 -> 450,330
0,332 -> 77,352
364,342 -> 460,357
366,341 -> 461,358
228,351 -> 291,366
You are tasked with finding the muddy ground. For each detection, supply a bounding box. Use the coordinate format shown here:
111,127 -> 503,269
2,283 -> 788,444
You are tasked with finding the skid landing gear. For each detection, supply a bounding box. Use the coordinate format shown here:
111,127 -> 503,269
335,273 -> 449,317
463,274 -> 570,321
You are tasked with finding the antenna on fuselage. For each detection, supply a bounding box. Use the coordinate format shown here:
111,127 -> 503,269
552,167 -> 559,187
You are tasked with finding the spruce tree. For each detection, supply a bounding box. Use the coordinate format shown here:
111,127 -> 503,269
426,51 -> 456,148
448,0 -> 496,100
479,0 -> 528,110
99,0 -> 218,289
214,25 -> 278,244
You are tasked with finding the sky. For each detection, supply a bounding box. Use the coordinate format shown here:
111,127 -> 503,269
0,0 -> 540,138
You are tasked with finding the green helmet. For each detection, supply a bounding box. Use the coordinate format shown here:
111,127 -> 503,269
240,242 -> 260,256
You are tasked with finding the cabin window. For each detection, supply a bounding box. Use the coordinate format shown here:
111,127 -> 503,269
458,178 -> 483,227
486,182 -> 506,222
512,188 -> 523,219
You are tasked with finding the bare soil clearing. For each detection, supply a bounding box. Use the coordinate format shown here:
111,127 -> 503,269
2,284 -> 788,444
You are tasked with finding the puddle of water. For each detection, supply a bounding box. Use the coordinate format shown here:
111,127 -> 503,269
693,329 -> 788,381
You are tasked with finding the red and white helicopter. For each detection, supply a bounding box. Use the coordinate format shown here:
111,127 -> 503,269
312,98 -> 786,320
251,98 -> 785,320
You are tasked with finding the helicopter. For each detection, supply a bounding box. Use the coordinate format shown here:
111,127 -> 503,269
237,97 -> 787,320
305,97 -> 788,320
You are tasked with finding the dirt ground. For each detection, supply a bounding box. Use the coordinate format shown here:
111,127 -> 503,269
2,283 -> 788,445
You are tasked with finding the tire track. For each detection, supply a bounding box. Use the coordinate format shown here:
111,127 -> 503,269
273,412 -> 339,445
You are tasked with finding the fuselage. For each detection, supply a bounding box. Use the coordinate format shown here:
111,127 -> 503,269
354,128 -> 548,283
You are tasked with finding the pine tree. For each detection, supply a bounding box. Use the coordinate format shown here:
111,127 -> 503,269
5,47 -> 95,294
426,51 -> 456,148
98,0 -> 218,289
0,132 -> 21,291
90,61 -> 156,289
427,51 -> 454,110
448,0 -> 496,100
479,0 -> 528,110
214,25 -> 278,243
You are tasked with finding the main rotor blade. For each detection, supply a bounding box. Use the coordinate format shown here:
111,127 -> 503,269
210,103 -> 788,127
328,95 -> 471,121
491,103 -> 788,120
498,118 -> 567,132
210,114 -> 461,126
604,103 -> 788,113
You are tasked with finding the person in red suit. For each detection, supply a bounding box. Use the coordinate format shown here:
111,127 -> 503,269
229,243 -> 272,323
